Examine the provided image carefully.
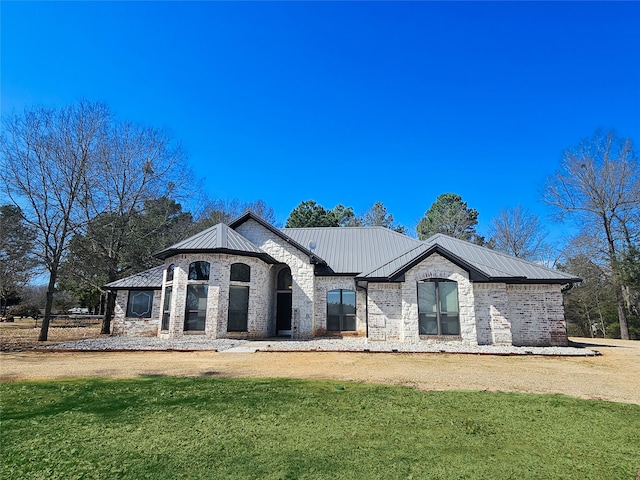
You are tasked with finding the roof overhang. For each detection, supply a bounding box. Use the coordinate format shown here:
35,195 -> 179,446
357,244 -> 582,284
154,247 -> 280,264
356,244 -> 492,282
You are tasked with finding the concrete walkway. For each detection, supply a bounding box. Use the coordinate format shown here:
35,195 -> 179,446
220,339 -> 293,353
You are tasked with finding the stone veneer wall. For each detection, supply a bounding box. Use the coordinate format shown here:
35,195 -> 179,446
112,289 -> 162,336
401,254 -> 478,345
507,284 -> 568,346
157,253 -> 271,339
367,283 -> 402,341
314,276 -> 366,336
235,219 -> 315,338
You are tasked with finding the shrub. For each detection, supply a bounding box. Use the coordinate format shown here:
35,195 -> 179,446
7,304 -> 41,319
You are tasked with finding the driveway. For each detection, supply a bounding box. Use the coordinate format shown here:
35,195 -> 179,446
1,337 -> 638,405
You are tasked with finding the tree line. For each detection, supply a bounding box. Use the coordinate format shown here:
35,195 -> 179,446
1,101 -> 638,340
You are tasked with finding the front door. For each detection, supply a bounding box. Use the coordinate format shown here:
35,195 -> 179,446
276,292 -> 292,336
276,267 -> 293,336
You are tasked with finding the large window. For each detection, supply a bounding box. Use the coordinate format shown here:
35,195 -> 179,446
184,284 -> 208,331
161,286 -> 172,330
126,290 -> 154,318
230,263 -> 250,282
189,261 -> 210,281
228,285 -> 249,331
418,280 -> 460,336
327,289 -> 356,331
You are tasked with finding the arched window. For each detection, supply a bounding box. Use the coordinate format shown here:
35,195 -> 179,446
277,267 -> 292,290
188,261 -> 210,281
327,289 -> 356,331
230,263 -> 250,282
418,279 -> 460,336
166,264 -> 175,282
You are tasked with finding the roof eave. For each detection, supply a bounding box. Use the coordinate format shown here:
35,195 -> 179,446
376,244 -> 492,282
105,284 -> 162,291
153,247 -> 279,264
472,277 -> 583,285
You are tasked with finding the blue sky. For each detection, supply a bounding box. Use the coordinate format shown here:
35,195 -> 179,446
2,1 -> 639,238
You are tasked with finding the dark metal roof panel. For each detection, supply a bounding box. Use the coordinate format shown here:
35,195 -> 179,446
424,234 -> 580,281
282,227 -> 422,274
358,243 -> 432,279
359,234 -> 581,283
104,265 -> 164,289
154,223 -> 264,259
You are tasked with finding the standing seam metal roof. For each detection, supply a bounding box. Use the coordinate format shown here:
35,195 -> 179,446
282,227 -> 422,274
104,265 -> 165,289
358,233 -> 581,282
154,223 -> 270,260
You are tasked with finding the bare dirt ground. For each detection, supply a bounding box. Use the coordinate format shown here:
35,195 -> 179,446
1,320 -> 639,405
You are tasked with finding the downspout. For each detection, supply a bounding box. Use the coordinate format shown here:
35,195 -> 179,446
365,285 -> 369,343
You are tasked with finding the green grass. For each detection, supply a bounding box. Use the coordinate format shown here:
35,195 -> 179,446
1,378 -> 639,479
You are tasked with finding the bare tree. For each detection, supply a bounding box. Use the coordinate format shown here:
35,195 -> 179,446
85,121 -> 192,334
489,205 -> 547,260
0,101 -> 110,340
544,130 -> 639,340
195,198 -> 277,230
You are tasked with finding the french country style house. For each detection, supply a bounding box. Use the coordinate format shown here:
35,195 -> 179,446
105,212 -> 580,346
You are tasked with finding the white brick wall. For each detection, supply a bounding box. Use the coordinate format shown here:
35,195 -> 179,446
507,284 -> 568,346
314,277 -> 366,336
112,289 -> 161,336
157,253 -> 271,339
473,283 -> 512,345
367,283 -> 402,341
401,253 -> 478,345
236,219 -> 315,338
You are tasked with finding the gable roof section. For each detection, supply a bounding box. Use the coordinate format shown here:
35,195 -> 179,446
104,265 -> 165,290
228,211 -> 327,265
154,222 -> 278,263
358,233 -> 582,284
283,226 -> 422,274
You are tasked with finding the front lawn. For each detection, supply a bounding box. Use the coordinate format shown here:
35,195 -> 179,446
1,378 -> 638,479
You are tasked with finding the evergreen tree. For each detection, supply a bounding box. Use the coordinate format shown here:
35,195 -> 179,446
285,200 -> 340,228
416,193 -> 481,242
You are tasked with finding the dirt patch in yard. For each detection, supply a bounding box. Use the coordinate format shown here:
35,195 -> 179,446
1,325 -> 638,405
